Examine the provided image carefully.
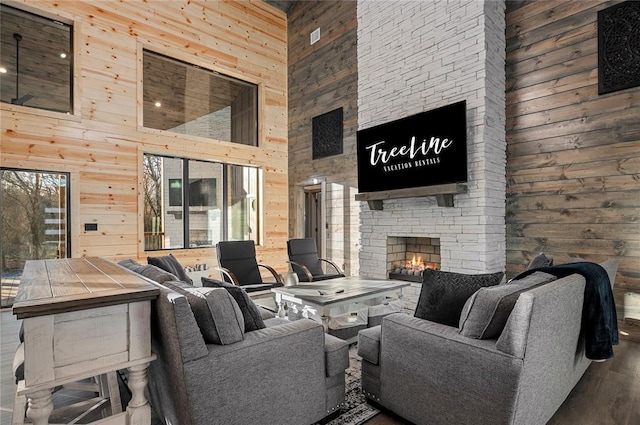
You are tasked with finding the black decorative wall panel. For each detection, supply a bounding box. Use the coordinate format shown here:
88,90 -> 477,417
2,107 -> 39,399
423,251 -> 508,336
312,107 -> 343,159
598,1 -> 640,95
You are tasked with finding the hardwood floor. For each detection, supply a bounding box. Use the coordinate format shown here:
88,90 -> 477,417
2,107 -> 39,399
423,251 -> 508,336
2,309 -> 639,424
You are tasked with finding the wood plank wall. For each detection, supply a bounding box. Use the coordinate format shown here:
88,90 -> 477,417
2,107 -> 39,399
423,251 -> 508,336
506,0 -> 640,341
287,0 -> 358,272
0,0 -> 289,272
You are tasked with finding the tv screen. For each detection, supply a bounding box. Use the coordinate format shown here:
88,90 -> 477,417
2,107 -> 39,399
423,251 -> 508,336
356,101 -> 467,193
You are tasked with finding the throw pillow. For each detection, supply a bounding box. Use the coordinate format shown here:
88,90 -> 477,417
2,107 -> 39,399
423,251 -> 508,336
118,258 -> 141,269
130,264 -> 178,284
163,281 -> 245,345
202,277 -> 266,332
414,269 -> 504,327
459,272 -> 556,339
148,254 -> 193,285
526,252 -> 553,270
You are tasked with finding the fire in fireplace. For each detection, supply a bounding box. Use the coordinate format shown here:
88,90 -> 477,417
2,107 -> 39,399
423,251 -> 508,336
387,237 -> 440,282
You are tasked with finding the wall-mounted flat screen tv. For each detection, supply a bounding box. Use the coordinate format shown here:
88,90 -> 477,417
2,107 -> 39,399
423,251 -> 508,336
357,100 -> 467,193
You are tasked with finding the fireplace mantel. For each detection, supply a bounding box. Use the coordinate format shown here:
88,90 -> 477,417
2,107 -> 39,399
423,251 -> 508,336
355,183 -> 467,210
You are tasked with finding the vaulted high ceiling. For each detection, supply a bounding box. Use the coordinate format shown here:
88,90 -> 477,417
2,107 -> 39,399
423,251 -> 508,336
264,0 -> 295,14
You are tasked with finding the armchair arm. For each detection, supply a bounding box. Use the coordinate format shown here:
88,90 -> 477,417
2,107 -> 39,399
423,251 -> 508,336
257,263 -> 284,284
319,258 -> 344,276
215,266 -> 240,286
286,260 -> 314,282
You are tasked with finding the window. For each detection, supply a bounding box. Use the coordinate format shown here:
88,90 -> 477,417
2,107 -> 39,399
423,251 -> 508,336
143,154 -> 259,251
143,50 -> 258,146
0,169 -> 70,307
0,5 -> 73,113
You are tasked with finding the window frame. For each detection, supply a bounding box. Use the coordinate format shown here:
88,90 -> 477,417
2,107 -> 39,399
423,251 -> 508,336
0,166 -> 72,258
141,49 -> 259,147
142,153 -> 261,252
0,4 -> 75,115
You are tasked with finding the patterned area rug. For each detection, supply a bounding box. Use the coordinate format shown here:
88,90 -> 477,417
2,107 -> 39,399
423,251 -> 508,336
318,344 -> 380,425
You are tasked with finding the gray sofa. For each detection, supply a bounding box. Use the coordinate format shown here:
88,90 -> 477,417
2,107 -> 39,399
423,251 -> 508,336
119,260 -> 349,425
357,260 -> 618,425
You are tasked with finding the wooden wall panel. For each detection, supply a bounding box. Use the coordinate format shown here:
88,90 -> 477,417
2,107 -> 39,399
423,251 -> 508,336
287,0 -> 359,274
506,0 -> 640,340
1,0 -> 288,272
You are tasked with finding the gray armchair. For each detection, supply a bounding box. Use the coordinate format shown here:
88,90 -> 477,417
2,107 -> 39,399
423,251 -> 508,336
148,283 -> 349,425
357,259 -> 618,425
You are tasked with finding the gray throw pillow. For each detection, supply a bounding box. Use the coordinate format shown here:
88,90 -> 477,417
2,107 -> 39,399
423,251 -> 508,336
459,272 -> 556,339
201,277 -> 266,332
526,252 -> 553,270
164,281 -> 245,345
118,258 -> 142,269
414,269 -> 504,327
128,264 -> 178,284
148,254 -> 193,285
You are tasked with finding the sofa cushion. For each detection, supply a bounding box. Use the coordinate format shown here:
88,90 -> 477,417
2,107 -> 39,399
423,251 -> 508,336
148,254 -> 193,285
414,269 -> 504,327
163,281 -> 245,345
527,252 -> 553,270
201,277 -> 266,332
459,272 -> 556,339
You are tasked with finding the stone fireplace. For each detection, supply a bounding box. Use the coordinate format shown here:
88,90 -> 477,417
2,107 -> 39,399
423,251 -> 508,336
356,1 -> 506,315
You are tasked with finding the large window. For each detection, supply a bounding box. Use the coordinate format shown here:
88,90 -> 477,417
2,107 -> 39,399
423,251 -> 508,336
0,4 -> 73,113
143,154 -> 259,251
143,50 -> 258,146
0,169 -> 70,307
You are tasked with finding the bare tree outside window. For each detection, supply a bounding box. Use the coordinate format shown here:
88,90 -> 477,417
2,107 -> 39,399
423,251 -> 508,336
143,154 -> 164,250
0,169 -> 69,307
143,154 -> 259,251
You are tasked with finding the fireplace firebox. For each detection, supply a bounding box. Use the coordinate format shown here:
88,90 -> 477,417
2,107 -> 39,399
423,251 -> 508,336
387,236 -> 440,282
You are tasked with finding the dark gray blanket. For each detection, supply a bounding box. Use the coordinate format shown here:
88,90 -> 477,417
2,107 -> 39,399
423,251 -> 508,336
512,262 -> 618,360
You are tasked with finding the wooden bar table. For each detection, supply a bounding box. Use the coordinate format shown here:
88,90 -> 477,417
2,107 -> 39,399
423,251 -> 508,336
12,257 -> 159,425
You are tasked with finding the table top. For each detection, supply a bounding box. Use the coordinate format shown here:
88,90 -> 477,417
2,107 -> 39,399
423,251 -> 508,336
13,257 -> 160,319
271,276 -> 410,306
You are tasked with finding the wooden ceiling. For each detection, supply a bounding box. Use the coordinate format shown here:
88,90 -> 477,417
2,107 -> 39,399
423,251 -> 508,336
264,1 -> 296,14
0,4 -> 72,112
142,51 -> 248,131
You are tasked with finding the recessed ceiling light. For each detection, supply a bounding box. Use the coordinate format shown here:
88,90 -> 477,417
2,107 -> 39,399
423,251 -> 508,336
0,67 -> 7,73
60,53 -> 67,59
154,101 -> 162,107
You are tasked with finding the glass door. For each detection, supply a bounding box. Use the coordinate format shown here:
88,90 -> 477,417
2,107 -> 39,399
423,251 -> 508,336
0,169 -> 70,307
304,187 -> 322,254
